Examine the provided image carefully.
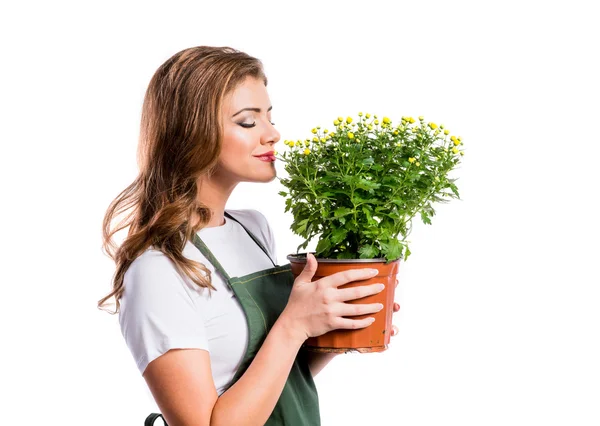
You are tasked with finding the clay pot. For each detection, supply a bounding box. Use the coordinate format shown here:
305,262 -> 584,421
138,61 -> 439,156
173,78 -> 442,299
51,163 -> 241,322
287,252 -> 401,353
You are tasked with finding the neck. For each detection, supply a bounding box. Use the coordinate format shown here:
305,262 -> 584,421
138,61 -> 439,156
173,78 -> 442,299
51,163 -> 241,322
196,170 -> 238,228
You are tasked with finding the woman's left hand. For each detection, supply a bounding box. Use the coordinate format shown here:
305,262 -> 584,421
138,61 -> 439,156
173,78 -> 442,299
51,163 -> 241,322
391,278 -> 401,337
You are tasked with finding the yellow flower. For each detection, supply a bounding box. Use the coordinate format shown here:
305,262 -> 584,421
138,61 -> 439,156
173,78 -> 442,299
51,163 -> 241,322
440,124 -> 444,129
396,142 -> 402,147
333,119 -> 340,126
383,117 -> 391,124
444,129 -> 449,135
412,127 -> 418,133
401,116 -> 407,122
393,130 -> 399,135
416,162 -> 420,166
324,129 -> 329,133
311,128 -> 317,134
368,124 -> 373,130
347,132 -> 355,139
313,137 -> 319,142
408,157 -> 416,163
304,148 -> 311,155
409,117 -> 415,124
338,116 -> 344,122
428,122 -> 438,130
453,139 -> 460,146
289,141 -> 295,147
320,137 -> 326,142
374,119 -> 379,125
418,116 -> 424,121
358,112 -> 363,116
346,116 -> 353,124
273,150 -> 278,155
452,147 -> 459,154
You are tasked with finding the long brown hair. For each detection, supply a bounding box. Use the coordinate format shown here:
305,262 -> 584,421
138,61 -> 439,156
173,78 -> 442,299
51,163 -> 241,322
98,46 -> 267,314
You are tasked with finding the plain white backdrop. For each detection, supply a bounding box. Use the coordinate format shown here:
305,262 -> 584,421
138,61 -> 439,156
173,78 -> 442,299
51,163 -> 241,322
1,0 -> 598,425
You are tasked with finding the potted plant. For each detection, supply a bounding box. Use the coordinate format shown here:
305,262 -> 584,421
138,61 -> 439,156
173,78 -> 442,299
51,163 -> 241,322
276,113 -> 464,353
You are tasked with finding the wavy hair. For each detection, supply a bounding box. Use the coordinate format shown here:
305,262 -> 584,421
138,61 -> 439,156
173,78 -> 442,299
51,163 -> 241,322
98,46 -> 267,314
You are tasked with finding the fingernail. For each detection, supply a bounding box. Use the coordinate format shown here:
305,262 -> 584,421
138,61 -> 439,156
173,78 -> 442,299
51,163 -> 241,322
377,303 -> 384,310
368,269 -> 379,275
378,284 -> 385,290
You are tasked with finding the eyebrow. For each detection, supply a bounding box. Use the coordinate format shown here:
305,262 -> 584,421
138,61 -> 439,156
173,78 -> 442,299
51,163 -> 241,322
232,106 -> 273,117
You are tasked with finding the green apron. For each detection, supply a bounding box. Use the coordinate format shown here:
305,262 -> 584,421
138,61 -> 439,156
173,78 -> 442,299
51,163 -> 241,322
145,211 -> 320,426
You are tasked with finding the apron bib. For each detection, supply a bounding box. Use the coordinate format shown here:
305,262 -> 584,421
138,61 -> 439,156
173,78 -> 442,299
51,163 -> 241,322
145,211 -> 320,426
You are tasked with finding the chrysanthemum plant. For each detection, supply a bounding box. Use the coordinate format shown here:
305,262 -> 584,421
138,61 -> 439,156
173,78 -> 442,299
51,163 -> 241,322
276,113 -> 464,263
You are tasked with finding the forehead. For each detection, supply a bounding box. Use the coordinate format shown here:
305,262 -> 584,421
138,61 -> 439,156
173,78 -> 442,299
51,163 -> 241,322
223,76 -> 270,112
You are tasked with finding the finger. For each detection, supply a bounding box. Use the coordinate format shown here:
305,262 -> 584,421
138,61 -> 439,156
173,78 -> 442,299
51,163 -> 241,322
337,302 -> 384,317
392,302 -> 400,312
335,316 -> 377,330
296,252 -> 318,284
392,325 -> 398,336
395,278 -> 399,288
335,283 -> 385,302
323,267 -> 379,288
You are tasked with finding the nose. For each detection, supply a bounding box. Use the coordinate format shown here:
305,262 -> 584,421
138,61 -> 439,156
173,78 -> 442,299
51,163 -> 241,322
262,122 -> 280,147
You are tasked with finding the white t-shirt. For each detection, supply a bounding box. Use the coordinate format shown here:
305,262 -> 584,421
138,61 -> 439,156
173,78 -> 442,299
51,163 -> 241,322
118,208 -> 278,396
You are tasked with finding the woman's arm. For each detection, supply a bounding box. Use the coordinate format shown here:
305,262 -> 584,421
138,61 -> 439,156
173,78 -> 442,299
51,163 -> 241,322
144,314 -> 306,426
209,315 -> 306,426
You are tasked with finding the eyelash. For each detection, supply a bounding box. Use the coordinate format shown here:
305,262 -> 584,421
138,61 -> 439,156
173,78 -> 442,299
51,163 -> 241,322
238,122 -> 276,128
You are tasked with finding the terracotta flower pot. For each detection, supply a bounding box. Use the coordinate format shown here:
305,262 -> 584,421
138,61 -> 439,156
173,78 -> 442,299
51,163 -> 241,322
287,252 -> 401,353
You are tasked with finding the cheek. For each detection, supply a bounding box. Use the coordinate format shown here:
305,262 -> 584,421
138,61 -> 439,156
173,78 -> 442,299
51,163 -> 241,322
222,127 -> 255,155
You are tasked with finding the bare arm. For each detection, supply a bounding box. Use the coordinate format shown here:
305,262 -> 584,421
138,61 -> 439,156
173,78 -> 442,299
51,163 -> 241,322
210,315 -> 305,425
143,315 -> 305,426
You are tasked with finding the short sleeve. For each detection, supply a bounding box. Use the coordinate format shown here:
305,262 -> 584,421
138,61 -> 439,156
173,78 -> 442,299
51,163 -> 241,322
118,250 -> 210,375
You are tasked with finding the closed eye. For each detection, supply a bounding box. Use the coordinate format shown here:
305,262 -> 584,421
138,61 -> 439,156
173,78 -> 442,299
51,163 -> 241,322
238,122 -> 276,128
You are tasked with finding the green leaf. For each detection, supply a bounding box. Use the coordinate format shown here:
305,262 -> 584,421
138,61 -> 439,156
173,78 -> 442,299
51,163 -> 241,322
334,207 -> 353,218
315,237 -> 332,255
330,227 -> 348,244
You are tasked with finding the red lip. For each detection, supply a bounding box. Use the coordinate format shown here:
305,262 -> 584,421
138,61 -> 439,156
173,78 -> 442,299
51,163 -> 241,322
253,151 -> 275,157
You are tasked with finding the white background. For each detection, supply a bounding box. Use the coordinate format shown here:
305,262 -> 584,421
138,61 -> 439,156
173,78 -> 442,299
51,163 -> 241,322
1,0 -> 598,425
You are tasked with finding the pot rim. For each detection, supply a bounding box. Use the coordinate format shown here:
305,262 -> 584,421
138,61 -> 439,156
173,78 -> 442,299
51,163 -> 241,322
286,252 -> 400,264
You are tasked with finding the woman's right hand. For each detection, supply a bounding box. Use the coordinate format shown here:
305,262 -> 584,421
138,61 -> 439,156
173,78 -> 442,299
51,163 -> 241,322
280,252 -> 385,341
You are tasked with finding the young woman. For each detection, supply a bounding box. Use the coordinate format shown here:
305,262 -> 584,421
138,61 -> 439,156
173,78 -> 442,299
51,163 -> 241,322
98,46 -> 399,426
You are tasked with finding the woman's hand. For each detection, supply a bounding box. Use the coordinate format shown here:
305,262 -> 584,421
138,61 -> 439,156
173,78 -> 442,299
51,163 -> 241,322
391,278 -> 401,337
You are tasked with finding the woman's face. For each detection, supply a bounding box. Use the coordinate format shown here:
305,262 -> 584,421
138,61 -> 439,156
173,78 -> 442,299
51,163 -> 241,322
216,76 -> 281,185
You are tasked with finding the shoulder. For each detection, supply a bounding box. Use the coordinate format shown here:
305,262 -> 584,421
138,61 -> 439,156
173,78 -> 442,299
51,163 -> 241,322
226,208 -> 269,229
122,248 -> 193,304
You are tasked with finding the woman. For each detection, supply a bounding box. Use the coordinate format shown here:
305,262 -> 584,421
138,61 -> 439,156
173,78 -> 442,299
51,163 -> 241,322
98,46 -> 399,426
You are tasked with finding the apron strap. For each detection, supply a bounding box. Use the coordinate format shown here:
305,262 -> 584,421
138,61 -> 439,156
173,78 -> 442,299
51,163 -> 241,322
144,413 -> 167,425
191,233 -> 231,281
224,211 -> 276,267
190,210 -> 276,281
